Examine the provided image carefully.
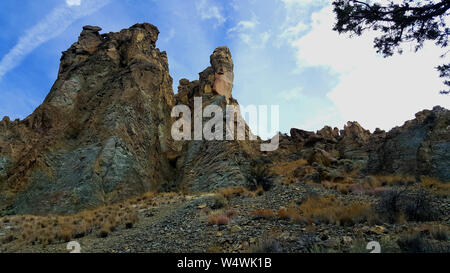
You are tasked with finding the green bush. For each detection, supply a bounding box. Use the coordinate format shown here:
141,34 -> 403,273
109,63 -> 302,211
246,162 -> 275,191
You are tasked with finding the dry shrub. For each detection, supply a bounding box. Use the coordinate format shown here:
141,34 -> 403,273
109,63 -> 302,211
416,224 -> 449,241
322,181 -> 353,194
277,207 -> 306,223
247,163 -> 275,191
250,237 -> 282,253
217,186 -> 257,199
271,159 -> 308,184
299,195 -> 373,226
377,188 -> 440,223
429,225 -> 449,241
251,209 -> 276,220
0,194 -> 145,246
371,175 -> 416,187
421,176 -> 450,197
225,209 -> 239,218
208,214 -> 230,226
348,184 -> 388,195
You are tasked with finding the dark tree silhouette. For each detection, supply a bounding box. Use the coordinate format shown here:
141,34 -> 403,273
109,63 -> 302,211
332,0 -> 450,94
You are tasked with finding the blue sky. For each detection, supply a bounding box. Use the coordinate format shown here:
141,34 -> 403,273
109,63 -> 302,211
0,0 -> 448,138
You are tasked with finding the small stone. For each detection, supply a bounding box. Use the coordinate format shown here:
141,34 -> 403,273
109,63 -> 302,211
231,225 -> 242,233
370,225 -> 386,235
342,236 -> 353,244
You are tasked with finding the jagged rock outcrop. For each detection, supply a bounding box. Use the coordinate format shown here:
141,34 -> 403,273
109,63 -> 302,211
175,47 -> 234,105
0,22 -> 448,217
0,24 -> 258,215
0,23 -> 177,215
285,106 -> 449,182
367,106 -> 450,181
173,48 -> 259,192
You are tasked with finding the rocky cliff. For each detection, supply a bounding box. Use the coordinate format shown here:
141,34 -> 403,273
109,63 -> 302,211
0,23 -> 448,217
0,24 -> 259,215
0,24 -> 178,215
283,106 -> 450,183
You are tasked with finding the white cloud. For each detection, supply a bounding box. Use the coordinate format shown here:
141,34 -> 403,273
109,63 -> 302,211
288,5 -> 450,131
227,14 -> 271,49
66,0 -> 82,6
0,0 -> 111,81
196,0 -> 226,27
280,86 -> 304,101
227,16 -> 259,34
279,21 -> 308,43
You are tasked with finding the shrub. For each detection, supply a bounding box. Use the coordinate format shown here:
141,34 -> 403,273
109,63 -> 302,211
377,188 -> 405,223
217,186 -> 253,199
277,207 -> 305,223
250,237 -> 282,253
299,195 -> 373,226
372,175 -> 416,187
397,233 -> 432,253
208,214 -> 230,226
377,188 -> 440,223
251,209 -> 276,220
211,194 -> 228,210
225,209 -> 239,218
0,194 -> 144,246
429,225 -> 448,241
421,176 -> 450,197
271,159 -> 309,184
403,188 -> 439,221
246,162 -> 275,191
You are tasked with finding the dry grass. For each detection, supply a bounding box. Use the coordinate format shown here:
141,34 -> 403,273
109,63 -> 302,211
0,191 -> 180,246
208,214 -> 230,226
225,209 -> 239,218
420,176 -> 450,197
251,209 -> 276,220
217,186 -> 261,199
276,207 -> 305,223
1,205 -> 139,245
369,175 -> 416,187
415,223 -> 449,241
322,181 -> 355,194
249,196 -> 374,226
298,195 -> 374,226
271,159 -> 310,184
346,175 -> 448,197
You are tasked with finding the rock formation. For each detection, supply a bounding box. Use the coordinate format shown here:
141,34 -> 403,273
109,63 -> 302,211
282,106 -> 450,182
0,23 -> 178,215
0,24 -> 257,215
173,47 -> 258,192
0,23 -> 448,217
367,106 -> 450,182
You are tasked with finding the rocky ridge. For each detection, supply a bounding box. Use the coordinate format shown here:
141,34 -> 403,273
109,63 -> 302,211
0,23 -> 448,219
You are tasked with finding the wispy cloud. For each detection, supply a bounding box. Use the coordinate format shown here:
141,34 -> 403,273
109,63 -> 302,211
227,14 -> 271,49
0,0 -> 111,81
66,0 -> 82,7
289,5 -> 449,131
227,16 -> 259,34
195,0 -> 226,27
280,87 -> 305,101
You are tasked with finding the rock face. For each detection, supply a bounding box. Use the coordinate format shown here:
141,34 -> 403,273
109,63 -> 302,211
0,23 -> 177,215
175,47 -> 234,105
285,106 -> 450,182
367,106 -> 450,182
173,48 -> 258,192
0,22 -> 448,217
0,23 -> 257,215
